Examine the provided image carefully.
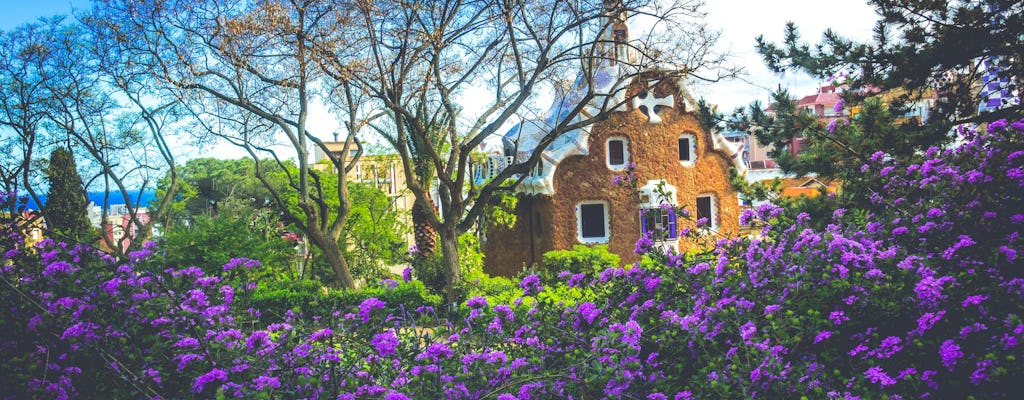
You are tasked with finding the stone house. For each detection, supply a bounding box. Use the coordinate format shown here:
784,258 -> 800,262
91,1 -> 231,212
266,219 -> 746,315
481,71 -> 745,276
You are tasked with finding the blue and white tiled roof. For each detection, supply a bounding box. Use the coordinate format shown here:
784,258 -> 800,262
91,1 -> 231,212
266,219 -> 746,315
502,61 -> 629,195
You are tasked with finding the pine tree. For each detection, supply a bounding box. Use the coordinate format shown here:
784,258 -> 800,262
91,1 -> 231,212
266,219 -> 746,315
725,0 -> 1022,212
44,147 -> 94,242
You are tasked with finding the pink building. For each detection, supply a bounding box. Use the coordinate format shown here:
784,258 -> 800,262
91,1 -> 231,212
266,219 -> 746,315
103,210 -> 150,250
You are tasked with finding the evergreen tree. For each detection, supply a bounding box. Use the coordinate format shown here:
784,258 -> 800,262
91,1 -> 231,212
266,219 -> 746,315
44,147 -> 93,242
756,0 -> 1022,128
725,0 -> 1022,211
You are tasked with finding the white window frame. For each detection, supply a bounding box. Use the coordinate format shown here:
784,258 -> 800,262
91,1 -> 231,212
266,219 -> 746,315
605,136 -> 630,170
577,200 -> 610,244
678,133 -> 697,166
696,194 -> 718,231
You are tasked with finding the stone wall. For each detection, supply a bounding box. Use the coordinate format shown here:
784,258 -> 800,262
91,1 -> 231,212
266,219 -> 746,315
483,77 -> 739,276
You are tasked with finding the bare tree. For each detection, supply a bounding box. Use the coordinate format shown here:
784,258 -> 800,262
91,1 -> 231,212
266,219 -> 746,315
316,0 -> 737,301
0,16 -> 183,254
0,19 -> 60,219
90,0 -> 382,288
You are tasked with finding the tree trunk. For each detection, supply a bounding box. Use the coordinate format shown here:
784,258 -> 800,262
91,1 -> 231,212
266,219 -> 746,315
439,228 -> 461,304
309,233 -> 355,289
411,195 -> 437,257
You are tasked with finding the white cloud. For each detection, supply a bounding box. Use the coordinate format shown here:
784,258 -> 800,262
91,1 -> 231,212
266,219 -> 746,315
697,0 -> 878,111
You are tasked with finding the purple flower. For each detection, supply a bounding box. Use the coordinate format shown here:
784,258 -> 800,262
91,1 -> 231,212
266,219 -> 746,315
609,319 -> 643,348
739,321 -> 756,342
416,342 -> 453,361
578,302 -> 601,325
939,339 -> 963,371
222,257 -> 259,271
192,368 -> 227,393
494,304 -> 515,321
915,274 -> 954,306
252,375 -> 280,391
466,296 -> 488,309
643,276 -> 662,293
520,274 -> 543,295
402,267 -> 413,282
814,331 -> 833,344
309,328 -> 333,342
358,298 -> 386,323
874,336 -> 903,359
174,337 -> 200,349
245,331 -> 271,351
913,311 -> 945,336
961,294 -> 988,307
829,311 -> 849,325
384,392 -> 411,400
942,235 -> 976,259
42,261 -> 78,277
864,366 -> 896,387
372,330 -> 399,357
970,360 -> 993,385
496,394 -> 518,400
827,119 -> 839,133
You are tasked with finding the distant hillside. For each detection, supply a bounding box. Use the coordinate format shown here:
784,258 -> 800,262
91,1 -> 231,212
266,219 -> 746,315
20,190 -> 157,211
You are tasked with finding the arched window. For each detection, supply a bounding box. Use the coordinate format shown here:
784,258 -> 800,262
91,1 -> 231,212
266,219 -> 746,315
678,133 -> 697,165
695,194 -> 717,231
606,136 -> 629,170
577,200 -> 610,243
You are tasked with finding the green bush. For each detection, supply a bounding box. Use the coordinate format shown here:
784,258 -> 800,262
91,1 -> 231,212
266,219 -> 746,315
249,279 -> 442,320
541,244 -> 620,278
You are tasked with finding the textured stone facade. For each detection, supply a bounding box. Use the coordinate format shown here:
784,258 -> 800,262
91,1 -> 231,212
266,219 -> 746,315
483,77 -> 739,276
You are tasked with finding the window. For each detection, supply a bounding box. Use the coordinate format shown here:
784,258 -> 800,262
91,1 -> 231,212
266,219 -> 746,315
641,207 -> 677,239
577,201 -> 610,243
606,136 -> 629,170
696,195 -> 717,230
678,133 -> 697,165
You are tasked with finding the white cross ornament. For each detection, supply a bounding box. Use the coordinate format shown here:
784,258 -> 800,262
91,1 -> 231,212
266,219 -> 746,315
633,91 -> 674,124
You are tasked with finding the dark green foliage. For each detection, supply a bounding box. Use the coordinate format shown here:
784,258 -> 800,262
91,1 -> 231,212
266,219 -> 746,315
248,280 -> 442,320
696,98 -> 720,133
756,1 -> 1022,127
159,158 -> 407,284
541,245 -> 620,278
43,147 -> 94,242
342,182 -> 408,280
157,158 -> 283,226
160,198 -> 295,279
722,1 -> 1023,217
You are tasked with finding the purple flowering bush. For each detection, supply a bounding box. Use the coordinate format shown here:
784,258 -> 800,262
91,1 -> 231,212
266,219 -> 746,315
1,119 -> 1023,398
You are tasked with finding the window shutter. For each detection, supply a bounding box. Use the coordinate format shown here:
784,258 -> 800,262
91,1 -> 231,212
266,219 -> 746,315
667,208 -> 677,238
608,140 -> 624,165
580,203 -> 606,238
679,138 -> 690,161
697,196 -> 712,225
640,209 -> 648,234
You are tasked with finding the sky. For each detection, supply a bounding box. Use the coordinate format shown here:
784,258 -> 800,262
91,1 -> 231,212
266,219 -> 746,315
1,0 -> 879,157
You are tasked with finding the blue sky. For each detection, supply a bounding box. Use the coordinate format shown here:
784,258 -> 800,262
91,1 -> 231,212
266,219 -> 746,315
0,0 -> 90,31
0,0 -> 878,156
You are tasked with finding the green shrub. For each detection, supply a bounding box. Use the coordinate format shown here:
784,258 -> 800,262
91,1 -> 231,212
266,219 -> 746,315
541,244 -> 620,278
249,279 -> 442,320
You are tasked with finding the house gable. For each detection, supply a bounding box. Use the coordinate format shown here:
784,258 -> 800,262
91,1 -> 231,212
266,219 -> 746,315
483,73 -> 741,275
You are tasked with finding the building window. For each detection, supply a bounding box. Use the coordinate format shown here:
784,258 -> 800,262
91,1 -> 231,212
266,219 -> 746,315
696,194 -> 717,230
606,136 -> 629,170
678,133 -> 697,165
577,201 -> 610,243
640,207 -> 677,240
